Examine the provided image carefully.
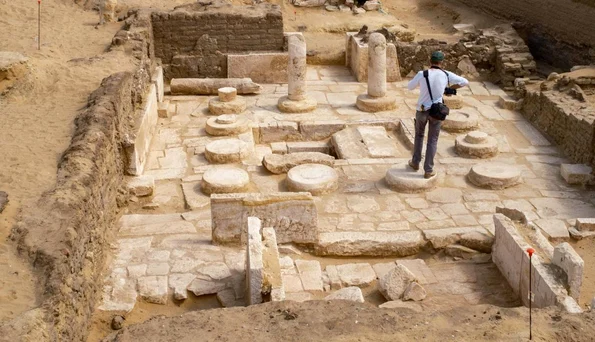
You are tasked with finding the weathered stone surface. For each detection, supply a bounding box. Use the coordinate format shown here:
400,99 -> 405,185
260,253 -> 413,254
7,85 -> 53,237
552,242 -> 584,301
336,263 -> 376,287
205,115 -> 251,136
530,198 -> 595,220
363,1 -> 379,10
455,131 -> 499,159
209,96 -> 247,115
325,287 -> 364,303
560,164 -> 593,185
325,265 -> 343,290
445,244 -> 480,259
423,226 -> 488,249
201,166 -> 250,195
216,288 -> 240,307
316,231 -> 425,257
467,162 -> 521,189
426,188 -> 462,204
458,231 -> 494,253
170,78 -> 262,95
402,282 -> 427,301
205,138 -> 250,164
292,0 -> 325,6
218,87 -> 237,102
442,109 -> 479,132
138,276 -> 168,305
262,227 -> 285,302
379,264 -> 417,301
211,192 -> 318,245
286,164 -> 339,196
181,182 -> 210,210
295,260 -> 323,291
386,163 -> 440,193
227,53 -> 288,83
395,259 -> 437,285
576,218 -> 595,232
263,152 -> 335,174
127,84 -> 159,176
188,278 -> 227,297
331,126 -> 399,159
298,120 -> 346,141
127,176 -> 155,197
534,219 -> 569,242
356,94 -> 397,112
246,217 -> 264,305
168,273 -> 195,300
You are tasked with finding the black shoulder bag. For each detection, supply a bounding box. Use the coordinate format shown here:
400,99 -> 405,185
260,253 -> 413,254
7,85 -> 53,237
423,69 -> 450,121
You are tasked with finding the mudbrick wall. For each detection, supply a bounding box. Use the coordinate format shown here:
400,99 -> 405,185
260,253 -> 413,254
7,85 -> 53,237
1,11 -> 154,342
453,0 -> 595,69
152,2 -> 284,79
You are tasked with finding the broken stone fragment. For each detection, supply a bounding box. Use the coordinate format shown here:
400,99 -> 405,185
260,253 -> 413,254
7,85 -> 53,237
137,276 -> 168,305
402,282 -> 427,301
444,244 -> 479,260
458,231 -> 494,253
187,278 -> 227,297
378,264 -> 417,301
262,152 -> 335,174
126,176 -> 155,197
324,287 -> 364,303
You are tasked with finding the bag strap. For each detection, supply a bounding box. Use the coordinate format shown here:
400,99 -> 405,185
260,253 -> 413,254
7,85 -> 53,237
423,70 -> 435,102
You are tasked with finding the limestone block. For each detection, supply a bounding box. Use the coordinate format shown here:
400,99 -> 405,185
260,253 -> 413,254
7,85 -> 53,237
498,95 -> 518,110
534,219 -> 570,242
395,259 -> 437,285
455,131 -> 499,158
422,226 -> 488,249
441,109 -> 479,132
325,287 -> 364,302
332,126 -> 399,159
378,264 -> 417,301
168,273 -> 195,300
299,120 -> 346,141
257,121 -> 301,144
402,282 -> 426,301
211,192 -> 318,245
325,265 -> 343,290
363,1 -> 379,10
246,217 -> 264,305
201,166 -> 250,195
170,78 -> 262,95
286,141 -> 330,154
126,175 -> 155,197
152,66 -> 164,103
209,97 -> 247,115
458,231 -> 494,253
292,0 -> 326,6
126,84 -> 159,175
270,142 -> 288,155
205,138 -> 250,164
315,231 -> 425,257
218,87 -> 237,102
227,53 -> 288,84
295,260 -> 323,291
158,101 -> 170,118
552,243 -> 584,301
206,115 -> 251,136
137,276 -> 168,305
385,163 -> 440,193
467,162 -> 522,189
352,7 -> 365,14
286,164 -> 339,196
576,218 -> 595,232
336,263 -> 376,287
560,164 -> 593,185
443,95 -> 463,109
262,227 -> 285,302
263,152 -> 335,174
188,278 -> 227,297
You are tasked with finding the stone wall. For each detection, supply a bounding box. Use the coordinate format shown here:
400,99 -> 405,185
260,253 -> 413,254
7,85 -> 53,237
4,11 -> 154,341
452,0 -> 595,68
151,2 -> 284,79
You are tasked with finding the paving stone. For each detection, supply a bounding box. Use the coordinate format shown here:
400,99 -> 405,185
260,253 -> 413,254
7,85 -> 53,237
315,231 -> 425,257
401,210 -> 427,224
138,276 -> 168,304
420,208 -> 449,221
325,287 -> 364,303
441,203 -> 469,216
416,219 -> 456,230
282,274 -> 305,293
377,221 -> 410,231
426,187 -> 462,203
534,219 -> 570,242
395,259 -> 437,285
119,221 -> 196,236
529,198 -> 595,219
170,257 -> 203,273
168,273 -> 196,300
188,278 -> 227,297
463,192 -> 500,202
127,176 -> 155,197
405,198 -> 428,209
378,264 -> 417,301
295,260 -> 324,291
402,282 -> 427,301
325,265 -> 343,290
196,262 -> 232,281
452,214 -> 478,226
422,226 -> 487,249
146,250 -> 171,262
146,263 -> 170,276
346,195 -> 380,213
127,264 -> 147,279
515,121 -> 550,146
465,201 -> 502,213
182,182 -> 210,209
336,263 -> 376,287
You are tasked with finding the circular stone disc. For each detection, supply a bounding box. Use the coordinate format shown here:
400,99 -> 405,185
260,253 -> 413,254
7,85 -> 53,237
216,114 -> 237,124
467,162 -> 521,189
286,164 -> 338,196
465,131 -> 488,144
206,115 -> 250,136
442,109 -> 479,132
205,138 -> 249,164
201,166 -> 250,195
385,163 -> 440,193
455,134 -> 499,159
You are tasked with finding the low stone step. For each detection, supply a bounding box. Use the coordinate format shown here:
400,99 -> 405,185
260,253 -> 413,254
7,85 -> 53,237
315,231 -> 425,257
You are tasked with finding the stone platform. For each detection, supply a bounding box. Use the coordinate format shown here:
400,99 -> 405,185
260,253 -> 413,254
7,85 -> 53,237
385,163 -> 440,193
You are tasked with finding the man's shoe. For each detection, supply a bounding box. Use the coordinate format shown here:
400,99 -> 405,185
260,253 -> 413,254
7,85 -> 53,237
408,160 -> 419,171
424,171 -> 437,179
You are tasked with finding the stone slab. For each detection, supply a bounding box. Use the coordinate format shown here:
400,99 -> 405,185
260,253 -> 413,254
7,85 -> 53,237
295,259 -> 323,291
324,287 -> 364,303
227,53 -> 288,84
315,231 -> 425,257
246,217 -> 264,305
336,263 -> 376,287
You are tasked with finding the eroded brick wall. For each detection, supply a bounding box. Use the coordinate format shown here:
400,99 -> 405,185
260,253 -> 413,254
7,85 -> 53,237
151,3 -> 284,79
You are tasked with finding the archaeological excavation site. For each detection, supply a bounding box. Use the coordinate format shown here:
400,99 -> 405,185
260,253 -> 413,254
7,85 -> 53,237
1,0 -> 595,341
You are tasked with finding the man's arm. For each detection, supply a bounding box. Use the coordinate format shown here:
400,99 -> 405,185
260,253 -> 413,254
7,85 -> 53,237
446,71 -> 469,89
407,71 -> 422,90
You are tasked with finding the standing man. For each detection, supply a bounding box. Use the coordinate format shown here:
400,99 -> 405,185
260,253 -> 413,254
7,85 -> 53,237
407,51 -> 469,179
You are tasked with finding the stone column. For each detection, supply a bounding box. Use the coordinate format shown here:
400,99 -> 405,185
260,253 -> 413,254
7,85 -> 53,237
356,32 -> 397,112
278,33 -> 317,113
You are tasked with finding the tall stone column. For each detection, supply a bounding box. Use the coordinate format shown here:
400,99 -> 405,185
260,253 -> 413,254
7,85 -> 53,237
356,33 -> 397,112
278,33 -> 317,113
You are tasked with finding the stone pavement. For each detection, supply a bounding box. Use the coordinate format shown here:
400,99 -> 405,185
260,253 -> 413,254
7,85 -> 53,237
99,65 -> 595,313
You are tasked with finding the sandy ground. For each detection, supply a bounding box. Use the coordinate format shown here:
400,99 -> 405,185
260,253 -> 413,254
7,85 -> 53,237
103,300 -> 595,342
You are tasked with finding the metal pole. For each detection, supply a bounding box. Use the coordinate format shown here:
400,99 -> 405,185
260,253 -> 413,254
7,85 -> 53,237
38,0 -> 41,50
